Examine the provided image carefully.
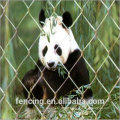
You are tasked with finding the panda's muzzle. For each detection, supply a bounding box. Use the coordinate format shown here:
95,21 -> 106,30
47,62 -> 57,71
47,62 -> 55,68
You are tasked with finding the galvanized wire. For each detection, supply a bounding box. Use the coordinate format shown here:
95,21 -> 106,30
0,0 -> 119,119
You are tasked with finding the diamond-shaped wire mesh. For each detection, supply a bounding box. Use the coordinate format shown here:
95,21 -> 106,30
0,0 -> 120,119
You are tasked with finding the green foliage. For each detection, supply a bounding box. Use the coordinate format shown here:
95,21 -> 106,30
57,64 -> 67,79
0,0 -> 119,119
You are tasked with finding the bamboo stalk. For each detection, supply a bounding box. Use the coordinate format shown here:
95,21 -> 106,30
2,0 -> 15,119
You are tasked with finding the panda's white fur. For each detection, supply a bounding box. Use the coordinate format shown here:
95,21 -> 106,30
38,16 -> 79,70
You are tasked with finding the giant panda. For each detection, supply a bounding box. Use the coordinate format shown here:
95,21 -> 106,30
22,9 -> 93,118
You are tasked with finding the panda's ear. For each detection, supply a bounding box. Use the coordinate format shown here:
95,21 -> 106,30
39,9 -> 46,26
62,11 -> 72,28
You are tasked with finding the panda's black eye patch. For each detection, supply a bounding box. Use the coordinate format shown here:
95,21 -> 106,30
56,47 -> 62,56
54,44 -> 58,49
42,46 -> 48,56
54,44 -> 62,56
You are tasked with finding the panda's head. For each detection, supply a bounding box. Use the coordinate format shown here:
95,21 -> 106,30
38,9 -> 79,71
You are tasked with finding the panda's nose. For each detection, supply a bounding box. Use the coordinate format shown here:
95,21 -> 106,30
47,62 -> 55,68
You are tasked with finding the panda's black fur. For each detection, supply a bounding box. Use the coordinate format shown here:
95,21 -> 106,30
22,10 -> 93,108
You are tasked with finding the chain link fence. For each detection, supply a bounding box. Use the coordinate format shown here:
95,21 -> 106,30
0,0 -> 120,119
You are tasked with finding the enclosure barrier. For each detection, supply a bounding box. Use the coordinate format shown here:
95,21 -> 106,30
0,0 -> 119,119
